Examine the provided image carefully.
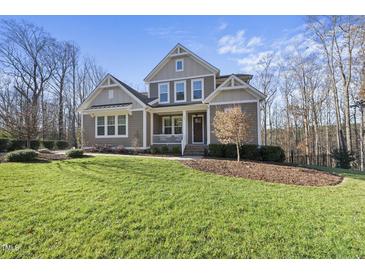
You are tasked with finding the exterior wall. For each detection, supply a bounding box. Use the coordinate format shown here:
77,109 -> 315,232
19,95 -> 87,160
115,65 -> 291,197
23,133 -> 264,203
209,102 -> 258,144
90,86 -> 144,109
149,55 -> 213,82
188,112 -> 207,144
82,111 -> 144,148
149,75 -> 215,104
210,88 -> 257,103
146,112 -> 151,146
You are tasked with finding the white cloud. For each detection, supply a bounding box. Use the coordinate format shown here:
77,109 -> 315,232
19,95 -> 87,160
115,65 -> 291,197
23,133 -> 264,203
218,22 -> 228,31
218,30 -> 263,55
237,51 -> 275,72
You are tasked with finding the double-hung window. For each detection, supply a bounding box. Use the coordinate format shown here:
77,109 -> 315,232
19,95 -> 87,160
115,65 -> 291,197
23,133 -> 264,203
175,59 -> 183,72
158,83 -> 169,104
191,79 -> 203,101
174,81 -> 186,102
96,115 -> 128,137
162,116 -> 183,135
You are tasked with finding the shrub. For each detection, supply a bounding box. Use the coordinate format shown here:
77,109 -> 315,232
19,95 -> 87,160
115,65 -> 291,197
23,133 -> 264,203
30,140 -> 41,150
171,145 -> 181,155
55,140 -> 69,150
224,144 -> 237,158
0,138 -> 9,152
7,140 -> 27,151
208,144 -> 225,157
240,144 -> 262,161
42,140 -> 55,150
150,145 -> 160,154
5,149 -> 38,162
66,149 -> 84,158
161,145 -> 169,154
331,148 -> 355,169
260,146 -> 285,163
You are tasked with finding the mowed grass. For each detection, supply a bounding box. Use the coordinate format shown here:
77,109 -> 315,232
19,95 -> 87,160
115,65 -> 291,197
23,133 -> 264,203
0,156 -> 365,258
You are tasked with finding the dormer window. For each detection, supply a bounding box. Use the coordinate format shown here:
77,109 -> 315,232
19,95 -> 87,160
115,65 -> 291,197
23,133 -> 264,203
175,59 -> 184,72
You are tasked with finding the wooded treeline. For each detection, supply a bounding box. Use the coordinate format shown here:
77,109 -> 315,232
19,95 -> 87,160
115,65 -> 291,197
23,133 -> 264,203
252,16 -> 365,170
0,19 -> 105,147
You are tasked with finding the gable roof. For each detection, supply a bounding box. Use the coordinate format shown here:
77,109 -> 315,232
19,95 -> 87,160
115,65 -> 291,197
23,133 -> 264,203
78,74 -> 153,112
204,74 -> 266,103
144,43 -> 220,82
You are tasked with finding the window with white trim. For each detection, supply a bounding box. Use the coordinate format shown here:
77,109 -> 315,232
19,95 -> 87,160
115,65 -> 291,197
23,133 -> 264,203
175,59 -> 183,72
162,116 -> 183,135
192,79 -> 203,100
174,81 -> 186,102
97,116 -> 105,136
96,115 -> 128,137
158,83 -> 169,103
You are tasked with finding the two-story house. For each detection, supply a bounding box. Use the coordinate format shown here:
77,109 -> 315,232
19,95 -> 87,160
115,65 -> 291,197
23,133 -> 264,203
78,43 -> 266,155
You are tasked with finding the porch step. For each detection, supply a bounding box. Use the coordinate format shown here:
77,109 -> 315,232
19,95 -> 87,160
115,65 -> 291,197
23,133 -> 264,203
184,144 -> 207,156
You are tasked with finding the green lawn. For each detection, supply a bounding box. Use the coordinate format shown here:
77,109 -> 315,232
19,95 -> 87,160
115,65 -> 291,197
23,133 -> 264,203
0,156 -> 365,258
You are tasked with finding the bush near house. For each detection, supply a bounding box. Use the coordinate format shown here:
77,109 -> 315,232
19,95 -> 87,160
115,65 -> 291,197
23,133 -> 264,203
208,144 -> 285,163
171,145 -> 181,155
7,140 -> 27,151
55,140 -> 69,150
150,145 -> 160,154
66,149 -> 84,158
30,140 -> 41,150
5,149 -> 38,162
42,140 -> 55,150
0,138 -> 9,152
161,145 -> 169,154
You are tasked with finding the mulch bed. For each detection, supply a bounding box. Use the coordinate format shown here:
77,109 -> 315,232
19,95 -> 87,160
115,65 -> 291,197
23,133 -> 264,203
183,159 -> 343,186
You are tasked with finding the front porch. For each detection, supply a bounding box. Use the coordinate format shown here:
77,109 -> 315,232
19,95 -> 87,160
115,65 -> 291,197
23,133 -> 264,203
149,104 -> 209,154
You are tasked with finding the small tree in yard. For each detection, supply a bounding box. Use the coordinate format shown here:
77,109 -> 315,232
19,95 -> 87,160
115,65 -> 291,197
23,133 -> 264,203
213,106 -> 249,161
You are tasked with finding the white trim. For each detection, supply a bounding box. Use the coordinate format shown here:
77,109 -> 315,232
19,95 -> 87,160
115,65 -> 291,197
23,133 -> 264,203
146,73 -> 215,84
162,115 -> 182,135
209,99 -> 259,106
158,82 -> 170,104
182,110 -> 187,154
150,143 -> 181,145
81,113 -> 84,147
149,103 -> 208,113
125,146 -> 150,150
174,80 -> 186,103
175,59 -> 184,72
95,114 -> 128,138
130,108 -> 145,112
143,110 -> 147,148
207,105 -> 210,145
148,98 -> 159,105
144,43 -> 219,82
192,114 -> 204,144
191,78 -> 204,102
257,101 -> 262,145
203,74 -> 265,103
150,112 -> 154,146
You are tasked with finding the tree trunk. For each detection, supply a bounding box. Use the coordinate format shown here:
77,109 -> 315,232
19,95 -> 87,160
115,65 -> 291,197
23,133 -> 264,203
236,143 -> 240,162
58,81 -> 64,140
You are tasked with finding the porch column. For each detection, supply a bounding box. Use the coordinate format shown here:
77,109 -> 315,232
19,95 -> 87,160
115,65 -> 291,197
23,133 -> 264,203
182,110 -> 187,148
143,110 -> 147,148
150,112 -> 154,146
207,106 -> 210,144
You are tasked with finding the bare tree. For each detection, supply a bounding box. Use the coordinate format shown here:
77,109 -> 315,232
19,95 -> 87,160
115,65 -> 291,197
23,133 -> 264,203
213,106 -> 249,161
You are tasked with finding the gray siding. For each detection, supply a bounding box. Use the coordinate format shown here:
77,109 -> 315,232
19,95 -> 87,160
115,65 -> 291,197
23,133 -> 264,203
211,88 -> 257,103
150,55 -> 213,82
149,75 -> 215,104
90,86 -> 144,109
82,111 -> 144,148
209,103 -> 258,144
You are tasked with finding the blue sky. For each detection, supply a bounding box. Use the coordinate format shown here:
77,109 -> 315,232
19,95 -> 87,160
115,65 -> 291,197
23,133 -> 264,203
2,16 -> 305,91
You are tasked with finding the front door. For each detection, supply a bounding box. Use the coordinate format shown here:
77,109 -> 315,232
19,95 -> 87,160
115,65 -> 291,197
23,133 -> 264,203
193,115 -> 204,144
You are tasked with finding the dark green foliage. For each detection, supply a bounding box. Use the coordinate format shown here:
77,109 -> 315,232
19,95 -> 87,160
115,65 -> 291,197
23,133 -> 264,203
171,145 -> 181,155
208,144 -> 225,157
55,140 -> 69,150
223,144 -> 237,158
150,145 -> 160,154
5,149 -> 38,162
30,140 -> 41,150
66,149 -> 84,158
331,149 -> 355,169
42,140 -> 55,150
161,145 -> 169,154
7,140 -> 27,151
260,146 -> 286,162
209,144 -> 285,163
240,144 -> 262,161
0,138 -> 9,152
